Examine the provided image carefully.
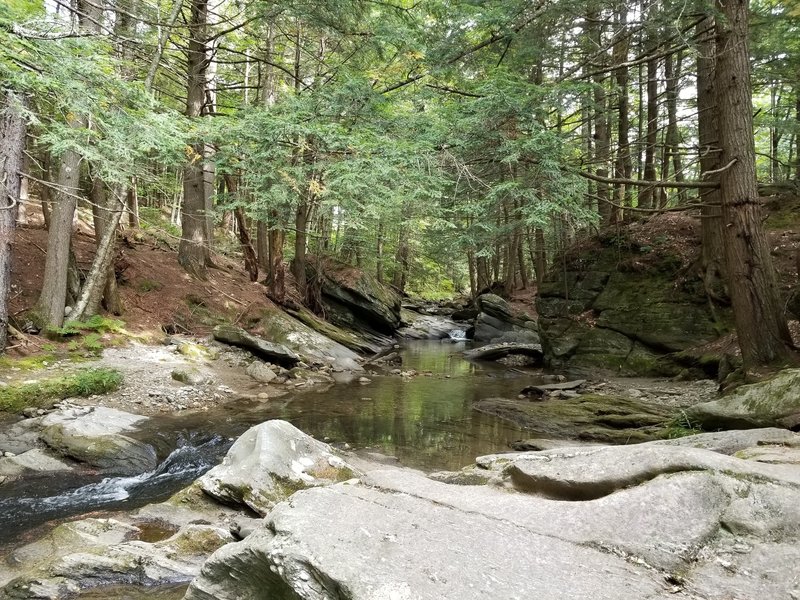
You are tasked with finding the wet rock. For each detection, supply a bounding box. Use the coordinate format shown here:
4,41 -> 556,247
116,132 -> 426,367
685,368 -> 800,430
520,379 -> 586,398
244,361 -> 277,384
212,325 -> 300,368
38,407 -> 157,475
198,420 -> 359,515
0,518 -> 232,598
463,342 -> 543,363
0,448 -> 73,478
397,309 -> 462,340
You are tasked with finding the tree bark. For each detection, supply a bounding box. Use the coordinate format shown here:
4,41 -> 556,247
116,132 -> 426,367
72,187 -> 125,321
714,0 -> 795,368
178,0 -> 210,279
90,178 -> 123,314
639,50 -> 659,210
0,92 -> 27,352
697,17 -> 724,278
613,5 -> 632,218
225,174 -> 258,282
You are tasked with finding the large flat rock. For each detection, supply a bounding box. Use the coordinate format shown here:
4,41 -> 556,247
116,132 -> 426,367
185,426 -> 800,600
38,407 -> 156,475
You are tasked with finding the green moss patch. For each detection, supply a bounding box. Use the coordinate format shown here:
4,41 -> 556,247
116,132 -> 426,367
0,368 -> 123,413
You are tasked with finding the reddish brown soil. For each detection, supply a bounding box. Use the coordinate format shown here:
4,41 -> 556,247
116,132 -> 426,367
10,224 -> 273,338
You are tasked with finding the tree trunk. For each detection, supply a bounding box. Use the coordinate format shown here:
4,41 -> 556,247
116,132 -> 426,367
613,5 -> 631,218
714,0 -> 795,368
37,128 -> 81,327
90,178 -> 123,315
267,217 -> 286,302
292,201 -> 309,294
639,51 -> 659,210
0,92 -> 27,352
376,220 -> 384,283
663,50 -> 686,205
225,175 -> 258,282
588,12 -> 612,224
697,17 -> 725,279
256,220 -> 269,271
534,228 -> 547,285
392,227 -> 410,294
178,0 -> 209,279
72,187 -> 125,321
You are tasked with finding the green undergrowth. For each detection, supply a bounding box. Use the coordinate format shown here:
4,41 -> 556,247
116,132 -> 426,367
44,316 -> 132,356
0,368 -> 123,413
660,411 -> 704,439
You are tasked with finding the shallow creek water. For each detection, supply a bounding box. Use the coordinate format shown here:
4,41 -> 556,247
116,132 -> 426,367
0,341 -> 528,546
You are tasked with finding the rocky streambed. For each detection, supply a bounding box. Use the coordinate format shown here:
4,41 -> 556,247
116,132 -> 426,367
2,418 -> 799,600
2,315 -> 800,599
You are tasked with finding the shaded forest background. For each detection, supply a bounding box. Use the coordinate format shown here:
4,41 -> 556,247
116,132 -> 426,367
1,0 -> 799,369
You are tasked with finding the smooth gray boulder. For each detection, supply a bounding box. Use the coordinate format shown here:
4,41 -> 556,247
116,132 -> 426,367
185,429 -> 800,600
212,325 -> 300,367
198,420 -> 359,515
0,448 -> 73,478
245,361 -> 277,383
38,407 -> 156,475
686,368 -> 800,429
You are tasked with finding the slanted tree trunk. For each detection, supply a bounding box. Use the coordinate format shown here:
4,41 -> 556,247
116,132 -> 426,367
225,174 -> 258,282
178,0 -> 209,279
0,92 -> 27,352
72,186 -> 125,321
89,178 -> 123,314
714,0 -> 795,368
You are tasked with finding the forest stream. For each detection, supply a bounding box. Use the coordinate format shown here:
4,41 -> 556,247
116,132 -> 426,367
0,341 -> 529,547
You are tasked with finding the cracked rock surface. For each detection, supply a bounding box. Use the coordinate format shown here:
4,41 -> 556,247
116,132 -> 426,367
185,426 -> 800,600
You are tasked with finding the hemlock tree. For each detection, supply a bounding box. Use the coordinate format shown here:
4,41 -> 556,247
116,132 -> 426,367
713,0 -> 796,368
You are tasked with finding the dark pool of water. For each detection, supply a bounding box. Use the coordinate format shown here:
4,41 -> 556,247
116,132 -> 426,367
0,341 -> 530,546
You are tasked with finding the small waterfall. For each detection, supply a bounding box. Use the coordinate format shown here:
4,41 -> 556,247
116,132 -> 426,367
448,329 -> 467,341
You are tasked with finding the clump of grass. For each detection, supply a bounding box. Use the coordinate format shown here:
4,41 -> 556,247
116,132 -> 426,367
136,278 -> 163,293
660,411 -> 703,439
0,368 -> 123,413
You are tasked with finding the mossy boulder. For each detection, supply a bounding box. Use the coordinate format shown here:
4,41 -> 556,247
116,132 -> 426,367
256,307 -> 363,371
473,394 -> 673,444
537,237 -> 731,376
686,369 -> 800,430
318,263 -> 401,339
